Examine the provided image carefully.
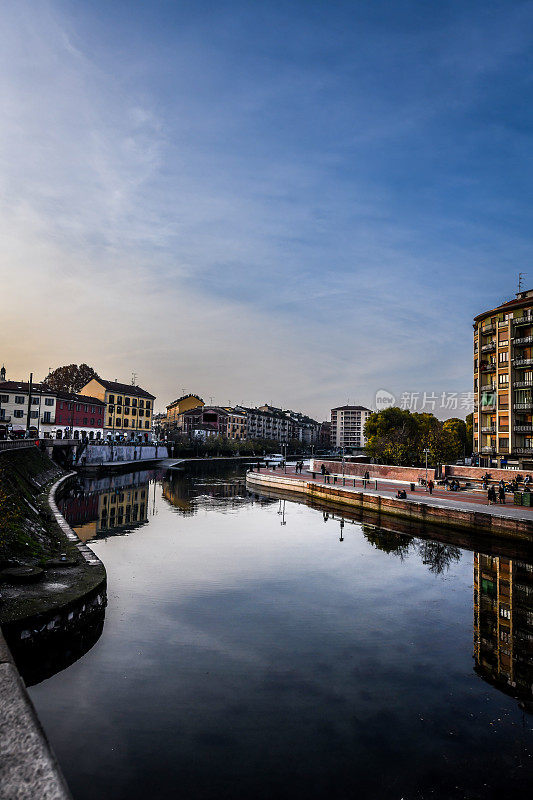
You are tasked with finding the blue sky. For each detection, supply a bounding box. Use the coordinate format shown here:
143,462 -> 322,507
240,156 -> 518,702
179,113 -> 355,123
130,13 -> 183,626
1,0 -> 532,418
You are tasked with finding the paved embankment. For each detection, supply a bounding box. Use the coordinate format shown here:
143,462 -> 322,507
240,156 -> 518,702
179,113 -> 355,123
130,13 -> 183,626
246,468 -> 533,541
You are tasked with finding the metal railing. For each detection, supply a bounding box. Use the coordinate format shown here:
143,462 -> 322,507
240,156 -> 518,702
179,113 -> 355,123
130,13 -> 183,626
40,416 -> 56,424
481,363 -> 496,372
514,425 -> 533,433
514,403 -> 533,410
514,358 -> 533,367
481,342 -> 496,352
0,439 -> 38,452
513,335 -> 533,346
481,323 -> 496,333
513,380 -> 533,389
513,316 -> 533,326
481,426 -> 496,433
514,447 -> 533,454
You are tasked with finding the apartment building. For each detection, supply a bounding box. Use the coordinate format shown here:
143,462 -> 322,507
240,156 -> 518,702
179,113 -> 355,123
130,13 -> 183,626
80,378 -> 155,441
330,405 -> 372,451
236,405 -> 294,443
0,377 -> 57,439
54,391 -> 105,440
165,394 -> 204,430
474,288 -> 533,468
258,405 -> 320,444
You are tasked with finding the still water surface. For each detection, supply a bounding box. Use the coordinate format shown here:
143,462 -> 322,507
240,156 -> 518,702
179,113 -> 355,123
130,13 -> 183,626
29,464 -> 533,799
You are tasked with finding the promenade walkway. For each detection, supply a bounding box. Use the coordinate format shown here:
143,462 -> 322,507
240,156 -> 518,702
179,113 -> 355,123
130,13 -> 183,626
252,466 -> 533,521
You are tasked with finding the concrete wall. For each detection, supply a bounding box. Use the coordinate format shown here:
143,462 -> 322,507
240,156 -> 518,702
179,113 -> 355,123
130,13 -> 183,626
443,464 -> 528,482
311,459 -> 436,483
82,444 -> 168,464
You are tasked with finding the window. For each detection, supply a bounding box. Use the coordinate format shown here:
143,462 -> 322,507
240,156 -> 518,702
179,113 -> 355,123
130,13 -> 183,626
76,404 -> 81,411
109,395 -> 115,404
146,401 -> 151,410
139,400 -> 144,408
0,394 -> 8,403
84,405 -> 88,412
500,607 -> 511,620
123,419 -> 129,427
124,406 -> 130,414
498,373 -> 508,386
132,398 -> 137,407
14,410 -> 23,418
45,397 -> 54,406
145,421 -> 150,428
116,419 -> 121,427
68,403 -> 72,410
498,352 -> 508,363
108,417 -> 113,426
83,418 -> 88,425
15,396 -> 24,404
43,411 -> 51,423
30,411 -> 38,419
91,406 -> 95,413
499,438 -> 509,449
31,397 -> 39,405
125,397 -> 130,406
91,418 -> 95,425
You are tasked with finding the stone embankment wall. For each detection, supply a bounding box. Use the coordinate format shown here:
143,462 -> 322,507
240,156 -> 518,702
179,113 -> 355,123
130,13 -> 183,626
246,472 -> 533,542
82,443 -> 168,464
310,460 -> 437,483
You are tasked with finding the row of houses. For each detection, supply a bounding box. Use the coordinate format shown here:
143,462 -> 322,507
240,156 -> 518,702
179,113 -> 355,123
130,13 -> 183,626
157,394 -> 333,447
0,368 -> 155,442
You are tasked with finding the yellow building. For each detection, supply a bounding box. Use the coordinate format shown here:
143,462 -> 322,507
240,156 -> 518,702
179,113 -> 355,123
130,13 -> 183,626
474,288 -> 533,468
80,378 -> 155,441
224,408 -> 247,440
165,394 -> 204,430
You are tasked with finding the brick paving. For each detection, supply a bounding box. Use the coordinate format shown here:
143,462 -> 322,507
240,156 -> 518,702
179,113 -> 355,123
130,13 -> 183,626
253,466 -> 533,520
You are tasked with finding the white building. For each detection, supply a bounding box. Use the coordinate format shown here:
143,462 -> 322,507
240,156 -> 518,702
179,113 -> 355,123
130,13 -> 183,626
0,377 -> 57,439
330,405 -> 372,451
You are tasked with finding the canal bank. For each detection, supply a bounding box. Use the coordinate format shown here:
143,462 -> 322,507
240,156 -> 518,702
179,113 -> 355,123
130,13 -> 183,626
245,469 -> 533,542
0,446 -> 106,799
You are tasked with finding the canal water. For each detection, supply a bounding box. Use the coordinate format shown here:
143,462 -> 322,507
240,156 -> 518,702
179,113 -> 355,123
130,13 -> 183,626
28,464 -> 532,799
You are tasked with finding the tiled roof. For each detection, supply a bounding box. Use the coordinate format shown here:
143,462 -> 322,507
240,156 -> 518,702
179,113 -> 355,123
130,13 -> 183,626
55,390 -> 105,405
0,380 -> 53,394
167,393 -> 204,408
474,292 -> 533,321
89,378 -> 155,399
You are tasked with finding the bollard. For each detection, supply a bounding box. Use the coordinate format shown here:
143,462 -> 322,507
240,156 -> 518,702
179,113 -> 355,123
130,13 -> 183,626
375,480 -> 378,490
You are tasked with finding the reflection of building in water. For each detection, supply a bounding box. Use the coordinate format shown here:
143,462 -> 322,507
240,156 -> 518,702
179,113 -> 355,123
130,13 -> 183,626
66,484 -> 149,541
161,475 -> 250,515
474,553 -> 533,708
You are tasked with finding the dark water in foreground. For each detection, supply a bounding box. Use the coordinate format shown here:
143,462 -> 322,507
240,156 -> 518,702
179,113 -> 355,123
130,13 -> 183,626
29,465 -> 533,799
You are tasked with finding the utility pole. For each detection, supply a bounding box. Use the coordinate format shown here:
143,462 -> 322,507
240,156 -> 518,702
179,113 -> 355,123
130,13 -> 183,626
518,272 -> 526,293
424,448 -> 430,488
26,373 -> 33,437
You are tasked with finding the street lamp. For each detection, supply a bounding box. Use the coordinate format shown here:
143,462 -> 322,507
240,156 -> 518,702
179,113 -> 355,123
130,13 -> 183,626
424,448 -> 430,488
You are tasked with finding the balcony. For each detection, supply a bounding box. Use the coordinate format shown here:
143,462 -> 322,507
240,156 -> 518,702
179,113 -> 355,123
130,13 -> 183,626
481,342 -> 496,353
0,415 -> 11,422
513,380 -> 533,389
514,403 -> 533,411
481,426 -> 496,433
514,425 -> 533,433
514,358 -> 533,368
481,446 -> 496,453
513,335 -> 533,346
513,315 -> 533,326
481,363 -> 496,372
481,383 -> 496,391
514,447 -> 533,454
481,323 -> 496,334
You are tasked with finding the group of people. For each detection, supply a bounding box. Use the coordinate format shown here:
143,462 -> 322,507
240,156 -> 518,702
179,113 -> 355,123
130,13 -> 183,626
294,461 -> 305,473
487,480 -> 507,505
443,478 -> 461,491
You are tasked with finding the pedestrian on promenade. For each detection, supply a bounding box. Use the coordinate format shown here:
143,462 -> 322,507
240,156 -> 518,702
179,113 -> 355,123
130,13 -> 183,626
488,485 -> 496,505
428,479 -> 434,495
321,464 -> 326,476
498,485 -> 506,504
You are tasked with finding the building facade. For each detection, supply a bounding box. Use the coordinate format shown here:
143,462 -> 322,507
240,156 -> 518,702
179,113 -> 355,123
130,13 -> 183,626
237,405 -> 295,443
80,378 -> 155,441
474,288 -> 533,468
54,392 -> 105,440
165,394 -> 204,430
330,405 -> 372,451
0,378 -> 57,439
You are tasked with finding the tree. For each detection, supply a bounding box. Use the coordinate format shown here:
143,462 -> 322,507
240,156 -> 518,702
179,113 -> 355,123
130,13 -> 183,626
43,364 -> 98,393
465,413 -> 474,455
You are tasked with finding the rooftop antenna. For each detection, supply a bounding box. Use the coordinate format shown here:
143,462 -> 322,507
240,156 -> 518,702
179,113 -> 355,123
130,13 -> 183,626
518,272 -> 526,293
131,372 -> 137,386
209,396 -> 213,405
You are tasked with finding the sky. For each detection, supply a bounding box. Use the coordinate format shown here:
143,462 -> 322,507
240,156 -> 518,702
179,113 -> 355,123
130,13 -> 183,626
1,0 -> 532,419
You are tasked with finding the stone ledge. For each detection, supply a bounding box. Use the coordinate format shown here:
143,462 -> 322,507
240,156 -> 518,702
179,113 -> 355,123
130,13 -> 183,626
0,654 -> 71,799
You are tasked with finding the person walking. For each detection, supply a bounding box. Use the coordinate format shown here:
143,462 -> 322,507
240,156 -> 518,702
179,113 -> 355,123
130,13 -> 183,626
321,463 -> 326,476
498,484 -> 506,504
428,479 -> 434,495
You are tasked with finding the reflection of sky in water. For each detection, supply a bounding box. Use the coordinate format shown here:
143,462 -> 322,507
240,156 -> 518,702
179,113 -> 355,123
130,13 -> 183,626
30,470 -> 533,800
